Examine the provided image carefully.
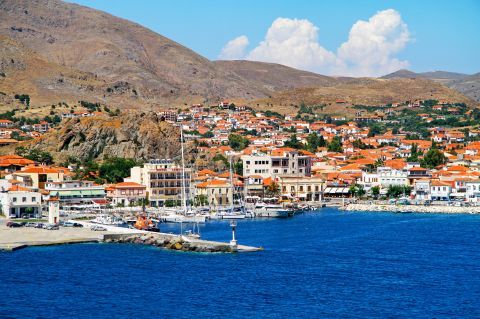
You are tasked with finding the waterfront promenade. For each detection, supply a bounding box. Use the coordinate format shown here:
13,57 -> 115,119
342,203 -> 480,214
0,222 -> 105,251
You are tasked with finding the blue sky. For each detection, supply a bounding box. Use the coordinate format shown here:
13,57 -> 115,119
69,0 -> 480,76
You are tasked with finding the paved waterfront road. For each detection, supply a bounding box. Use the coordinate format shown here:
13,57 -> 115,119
1,208 -> 480,318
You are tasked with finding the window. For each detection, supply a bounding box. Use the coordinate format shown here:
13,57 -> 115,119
22,197 -> 27,202
12,197 -> 17,202
246,161 -> 250,165
32,197 -> 36,202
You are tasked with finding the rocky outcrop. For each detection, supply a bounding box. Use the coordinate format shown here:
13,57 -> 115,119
103,233 -> 235,253
11,111 -> 181,162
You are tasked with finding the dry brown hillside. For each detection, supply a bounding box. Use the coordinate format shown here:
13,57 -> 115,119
0,0 -> 270,106
254,78 -> 477,115
0,0 -> 476,113
214,60 -> 348,91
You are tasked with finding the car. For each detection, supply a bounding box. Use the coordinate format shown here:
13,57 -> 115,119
25,222 -> 37,227
34,223 -> 45,229
45,224 -> 59,230
90,225 -> 107,231
6,221 -> 23,228
61,221 -> 75,227
73,223 -> 84,228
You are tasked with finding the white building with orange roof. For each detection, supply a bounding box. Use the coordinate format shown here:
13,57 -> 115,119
430,180 -> 452,201
125,159 -> 191,207
45,180 -> 106,207
466,180 -> 480,202
0,180 -> 42,219
195,179 -> 233,207
106,182 -> 146,206
10,166 -> 65,189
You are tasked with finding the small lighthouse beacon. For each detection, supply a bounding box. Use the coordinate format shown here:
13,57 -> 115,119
229,220 -> 238,249
48,197 -> 60,224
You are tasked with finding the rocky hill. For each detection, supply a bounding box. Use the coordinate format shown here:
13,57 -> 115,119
214,60 -> 348,91
0,0 -> 477,110
0,112 -> 181,163
254,78 -> 476,115
382,69 -> 480,102
0,0 -> 271,106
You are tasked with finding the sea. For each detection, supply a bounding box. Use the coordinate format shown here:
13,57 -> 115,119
1,208 -> 479,319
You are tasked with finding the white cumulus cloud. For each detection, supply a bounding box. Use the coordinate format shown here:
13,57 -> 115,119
246,18 -> 341,73
336,9 -> 411,76
218,9 -> 411,77
218,35 -> 249,60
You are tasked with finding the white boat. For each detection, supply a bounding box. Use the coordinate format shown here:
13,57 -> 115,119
254,203 -> 291,218
161,213 -> 207,223
90,214 -> 126,226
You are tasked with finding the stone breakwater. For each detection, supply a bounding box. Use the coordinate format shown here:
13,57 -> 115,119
341,204 -> 480,214
103,233 -> 262,253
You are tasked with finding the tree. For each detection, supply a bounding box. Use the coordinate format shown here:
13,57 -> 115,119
421,148 -> 447,168
266,181 -> 281,197
15,147 -> 53,164
234,161 -> 243,176
386,185 -> 411,198
327,136 -> 343,153
367,123 -> 384,137
349,184 -> 366,198
407,143 -> 421,162
306,132 -> 326,152
284,134 -> 303,149
371,186 -> 380,199
228,133 -> 249,151
98,157 -> 140,183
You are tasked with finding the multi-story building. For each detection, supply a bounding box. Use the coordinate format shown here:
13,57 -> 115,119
44,180 -> 105,207
195,179 -> 232,207
377,167 -> 409,190
275,175 -> 324,202
430,181 -> 452,201
466,180 -> 480,202
10,166 -> 66,189
125,159 -> 191,207
106,182 -> 146,207
242,149 -> 312,179
414,179 -> 431,200
0,185 -> 42,219
159,109 -> 178,123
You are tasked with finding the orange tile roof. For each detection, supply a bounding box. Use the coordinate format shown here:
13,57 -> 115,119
111,182 -> 145,189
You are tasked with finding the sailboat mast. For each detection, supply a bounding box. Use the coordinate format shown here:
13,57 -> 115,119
180,126 -> 187,213
229,156 -> 234,210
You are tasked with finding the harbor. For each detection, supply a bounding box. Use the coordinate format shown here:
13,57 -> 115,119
0,218 -> 262,253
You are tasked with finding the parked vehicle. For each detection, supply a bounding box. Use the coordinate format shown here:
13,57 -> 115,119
34,223 -> 45,229
61,221 -> 75,227
90,225 -> 107,231
25,222 -> 37,227
73,223 -> 84,228
6,221 -> 23,228
45,224 -> 59,230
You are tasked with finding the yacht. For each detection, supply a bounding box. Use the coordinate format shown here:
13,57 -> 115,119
254,203 -> 291,218
90,214 -> 126,226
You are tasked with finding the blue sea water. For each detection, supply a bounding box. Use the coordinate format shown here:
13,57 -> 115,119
1,208 -> 480,319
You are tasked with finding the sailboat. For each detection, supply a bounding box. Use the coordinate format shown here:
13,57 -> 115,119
179,126 -> 202,238
220,157 -> 247,219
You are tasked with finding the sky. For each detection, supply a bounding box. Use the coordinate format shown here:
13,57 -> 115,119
68,0 -> 480,77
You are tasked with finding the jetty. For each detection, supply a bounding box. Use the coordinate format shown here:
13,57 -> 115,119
341,203 -> 480,214
0,220 -> 262,253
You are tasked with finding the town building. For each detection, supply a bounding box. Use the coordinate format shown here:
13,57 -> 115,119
125,159 -> 191,207
106,182 -> 146,206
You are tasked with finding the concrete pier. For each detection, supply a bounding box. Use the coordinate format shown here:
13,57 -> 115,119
0,220 -> 263,253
